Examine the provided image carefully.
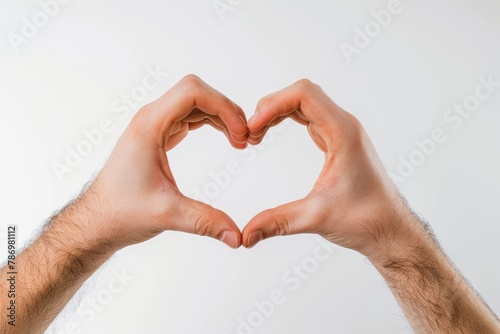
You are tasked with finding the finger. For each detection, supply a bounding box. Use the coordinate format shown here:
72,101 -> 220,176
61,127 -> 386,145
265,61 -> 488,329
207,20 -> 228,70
186,119 -> 226,135
186,119 -> 247,149
144,75 -> 248,147
250,112 -> 307,135
165,123 -> 189,151
166,119 -> 228,151
242,199 -> 312,248
165,119 -> 230,150
175,195 -> 242,249
247,123 -> 270,146
293,108 -> 311,125
307,126 -> 328,152
247,79 -> 342,133
187,121 -> 206,131
248,112 -> 308,145
182,109 -> 248,144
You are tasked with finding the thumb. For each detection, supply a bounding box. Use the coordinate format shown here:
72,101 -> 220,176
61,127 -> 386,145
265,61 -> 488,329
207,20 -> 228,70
176,196 -> 242,249
242,199 -> 312,248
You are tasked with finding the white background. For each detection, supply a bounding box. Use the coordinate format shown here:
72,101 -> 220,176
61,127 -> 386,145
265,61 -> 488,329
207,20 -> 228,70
1,1 -> 500,333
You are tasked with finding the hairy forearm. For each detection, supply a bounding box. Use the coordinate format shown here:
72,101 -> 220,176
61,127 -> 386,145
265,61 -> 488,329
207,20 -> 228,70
369,210 -> 500,333
0,194 -> 114,334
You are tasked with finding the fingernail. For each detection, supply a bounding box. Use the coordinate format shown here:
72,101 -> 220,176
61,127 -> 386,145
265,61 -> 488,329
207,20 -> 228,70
219,231 -> 238,249
248,113 -> 259,125
247,230 -> 264,248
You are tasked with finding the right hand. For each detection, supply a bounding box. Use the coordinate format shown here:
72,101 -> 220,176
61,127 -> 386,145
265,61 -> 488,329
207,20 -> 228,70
67,75 -> 248,251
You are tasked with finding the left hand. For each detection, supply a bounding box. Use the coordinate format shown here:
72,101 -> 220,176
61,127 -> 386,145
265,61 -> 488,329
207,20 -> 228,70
242,79 -> 405,258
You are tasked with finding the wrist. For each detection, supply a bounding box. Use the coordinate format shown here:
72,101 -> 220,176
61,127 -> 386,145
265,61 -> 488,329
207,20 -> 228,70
363,205 -> 500,333
45,193 -> 117,269
364,205 -> 439,271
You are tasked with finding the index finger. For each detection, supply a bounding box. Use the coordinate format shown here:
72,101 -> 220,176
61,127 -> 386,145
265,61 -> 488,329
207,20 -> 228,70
138,74 -> 248,147
247,79 -> 345,132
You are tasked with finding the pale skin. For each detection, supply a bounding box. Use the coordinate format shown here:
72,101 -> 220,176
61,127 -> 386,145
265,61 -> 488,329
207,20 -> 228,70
0,75 -> 499,334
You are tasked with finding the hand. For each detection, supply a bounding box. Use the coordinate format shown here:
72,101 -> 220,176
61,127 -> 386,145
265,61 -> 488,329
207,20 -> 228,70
242,79 -> 410,257
76,75 -> 248,250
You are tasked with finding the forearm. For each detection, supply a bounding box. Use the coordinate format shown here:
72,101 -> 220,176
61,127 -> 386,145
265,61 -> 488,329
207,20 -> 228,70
0,195 -> 115,334
369,209 -> 500,333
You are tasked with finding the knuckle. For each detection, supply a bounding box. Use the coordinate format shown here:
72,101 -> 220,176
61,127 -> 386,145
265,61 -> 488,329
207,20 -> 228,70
180,74 -> 203,90
221,95 -> 233,109
345,113 -> 365,144
295,78 -> 317,92
136,103 -> 153,119
272,214 -> 290,236
126,104 -> 153,136
194,212 -> 213,237
256,97 -> 271,113
346,111 -> 362,128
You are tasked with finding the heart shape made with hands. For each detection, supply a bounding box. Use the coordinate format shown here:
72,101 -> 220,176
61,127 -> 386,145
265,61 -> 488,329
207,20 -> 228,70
160,78 -> 331,251
157,76 -> 392,254
107,75 -> 393,256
